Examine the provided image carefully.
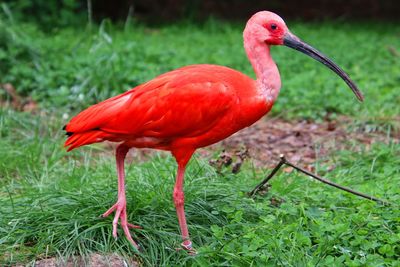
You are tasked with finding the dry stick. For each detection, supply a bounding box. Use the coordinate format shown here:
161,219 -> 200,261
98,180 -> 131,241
249,155 -> 390,205
248,157 -> 285,197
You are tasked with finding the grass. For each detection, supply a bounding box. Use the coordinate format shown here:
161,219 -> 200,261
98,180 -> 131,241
0,13 -> 400,266
0,110 -> 399,266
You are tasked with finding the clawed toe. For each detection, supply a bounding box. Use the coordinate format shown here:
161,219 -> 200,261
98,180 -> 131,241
127,223 -> 142,229
101,203 -> 117,218
101,201 -> 140,249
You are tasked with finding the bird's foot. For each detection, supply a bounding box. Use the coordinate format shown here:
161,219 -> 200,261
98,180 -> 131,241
101,200 -> 141,249
176,240 -> 197,255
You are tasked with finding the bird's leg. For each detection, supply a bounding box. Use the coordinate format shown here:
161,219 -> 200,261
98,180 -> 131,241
101,144 -> 140,249
173,165 -> 192,250
172,152 -> 196,252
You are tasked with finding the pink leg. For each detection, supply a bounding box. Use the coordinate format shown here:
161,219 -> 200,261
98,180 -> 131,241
101,144 -> 140,249
172,149 -> 195,252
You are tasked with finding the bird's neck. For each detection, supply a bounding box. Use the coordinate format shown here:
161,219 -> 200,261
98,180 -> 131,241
244,36 -> 281,104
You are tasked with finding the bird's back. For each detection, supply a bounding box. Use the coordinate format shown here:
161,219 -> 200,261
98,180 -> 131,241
64,64 -> 268,151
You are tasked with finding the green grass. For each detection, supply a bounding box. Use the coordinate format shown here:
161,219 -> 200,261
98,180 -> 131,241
0,110 -> 399,266
1,14 -> 400,266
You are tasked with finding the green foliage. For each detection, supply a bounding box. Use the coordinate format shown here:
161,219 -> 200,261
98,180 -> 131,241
0,110 -> 399,266
1,1 -> 85,30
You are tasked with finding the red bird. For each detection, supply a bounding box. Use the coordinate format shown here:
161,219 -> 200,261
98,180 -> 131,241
64,11 -> 363,251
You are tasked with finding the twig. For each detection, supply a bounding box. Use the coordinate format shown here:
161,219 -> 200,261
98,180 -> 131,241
249,155 -> 390,205
125,3 -> 135,30
248,157 -> 285,197
87,0 -> 93,29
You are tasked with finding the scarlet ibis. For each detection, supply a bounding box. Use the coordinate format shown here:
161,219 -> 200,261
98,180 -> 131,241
64,11 -> 363,251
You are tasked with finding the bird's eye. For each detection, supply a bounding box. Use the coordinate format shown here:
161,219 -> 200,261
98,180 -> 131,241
270,23 -> 278,30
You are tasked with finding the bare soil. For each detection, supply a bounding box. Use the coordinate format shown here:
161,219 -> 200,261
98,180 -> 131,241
15,253 -> 138,267
201,116 -> 399,172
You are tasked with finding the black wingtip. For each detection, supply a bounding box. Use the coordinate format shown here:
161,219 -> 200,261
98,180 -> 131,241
63,125 -> 73,136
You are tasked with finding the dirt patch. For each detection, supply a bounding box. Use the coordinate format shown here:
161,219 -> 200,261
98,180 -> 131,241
15,253 -> 138,267
200,116 -> 399,170
0,83 -> 38,112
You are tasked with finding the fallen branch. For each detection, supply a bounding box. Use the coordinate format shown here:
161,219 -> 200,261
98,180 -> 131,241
248,155 -> 390,205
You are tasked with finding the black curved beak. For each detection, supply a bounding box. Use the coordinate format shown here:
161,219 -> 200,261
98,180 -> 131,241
283,33 -> 364,102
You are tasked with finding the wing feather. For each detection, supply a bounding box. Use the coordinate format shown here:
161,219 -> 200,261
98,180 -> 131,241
64,64 -> 244,149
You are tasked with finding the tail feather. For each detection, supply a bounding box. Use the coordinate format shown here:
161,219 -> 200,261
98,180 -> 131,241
64,130 -> 106,151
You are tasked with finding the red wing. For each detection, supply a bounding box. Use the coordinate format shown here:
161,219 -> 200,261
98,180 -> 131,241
64,90 -> 134,134
102,82 -> 235,138
65,66 -> 238,141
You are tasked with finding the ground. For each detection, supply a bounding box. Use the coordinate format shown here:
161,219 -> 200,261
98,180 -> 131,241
17,253 -> 138,267
1,106 -> 399,266
208,116 -> 399,168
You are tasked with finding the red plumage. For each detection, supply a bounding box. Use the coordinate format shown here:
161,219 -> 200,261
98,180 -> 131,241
65,64 -> 269,152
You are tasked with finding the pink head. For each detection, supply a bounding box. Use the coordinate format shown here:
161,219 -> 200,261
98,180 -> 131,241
244,11 -> 364,102
245,11 -> 288,45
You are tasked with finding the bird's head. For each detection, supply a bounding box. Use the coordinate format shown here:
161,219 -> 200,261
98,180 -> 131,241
246,11 -> 364,102
245,11 -> 288,45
